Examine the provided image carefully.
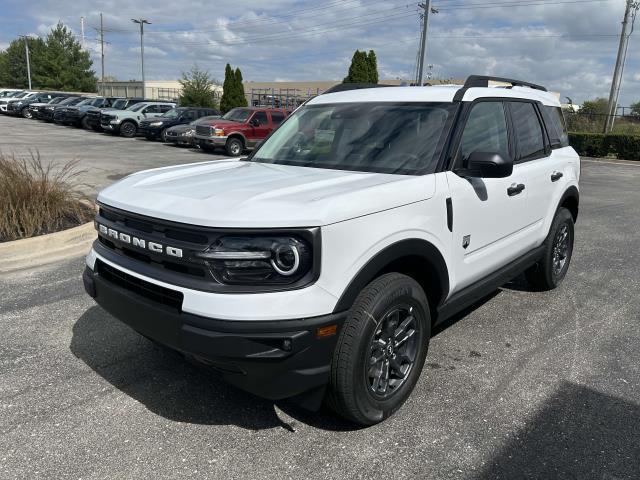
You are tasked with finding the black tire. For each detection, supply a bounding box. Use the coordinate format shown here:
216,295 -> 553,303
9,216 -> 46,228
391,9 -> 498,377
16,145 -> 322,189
80,116 -> 91,130
225,137 -> 243,157
326,273 -> 431,426
525,207 -> 574,290
160,129 -> 168,142
119,121 -> 137,138
22,108 -> 32,119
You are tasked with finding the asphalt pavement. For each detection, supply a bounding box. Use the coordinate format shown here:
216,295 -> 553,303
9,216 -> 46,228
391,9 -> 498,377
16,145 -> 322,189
0,117 -> 639,479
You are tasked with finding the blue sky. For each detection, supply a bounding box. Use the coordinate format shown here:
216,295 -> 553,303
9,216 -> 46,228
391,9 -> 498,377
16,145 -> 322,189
0,0 -> 638,105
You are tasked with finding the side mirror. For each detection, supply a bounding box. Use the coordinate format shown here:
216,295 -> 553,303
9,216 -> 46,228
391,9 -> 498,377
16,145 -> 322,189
250,117 -> 260,127
466,152 -> 513,178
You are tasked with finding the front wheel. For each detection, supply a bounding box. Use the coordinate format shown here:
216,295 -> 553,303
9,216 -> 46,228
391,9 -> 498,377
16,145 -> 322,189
326,273 -> 430,426
526,207 -> 574,290
225,137 -> 243,157
80,116 -> 91,130
119,121 -> 137,138
22,108 -> 32,119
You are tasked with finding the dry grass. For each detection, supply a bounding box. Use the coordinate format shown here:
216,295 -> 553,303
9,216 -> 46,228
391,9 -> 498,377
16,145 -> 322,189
0,152 -> 95,242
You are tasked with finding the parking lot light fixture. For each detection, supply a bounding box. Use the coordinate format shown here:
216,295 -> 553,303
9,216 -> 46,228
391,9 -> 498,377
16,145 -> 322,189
131,19 -> 151,97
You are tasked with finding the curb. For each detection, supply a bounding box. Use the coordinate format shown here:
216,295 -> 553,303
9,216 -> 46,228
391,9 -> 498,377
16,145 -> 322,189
0,221 -> 96,274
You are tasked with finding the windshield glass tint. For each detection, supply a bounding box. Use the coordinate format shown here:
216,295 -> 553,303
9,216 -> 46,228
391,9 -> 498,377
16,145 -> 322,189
223,108 -> 251,122
127,103 -> 146,112
76,99 -> 92,106
112,99 -> 126,109
49,97 -> 65,104
162,108 -> 181,118
251,102 -> 457,175
59,97 -> 78,105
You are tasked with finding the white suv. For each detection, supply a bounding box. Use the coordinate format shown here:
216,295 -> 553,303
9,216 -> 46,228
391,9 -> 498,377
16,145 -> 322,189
84,75 -> 580,425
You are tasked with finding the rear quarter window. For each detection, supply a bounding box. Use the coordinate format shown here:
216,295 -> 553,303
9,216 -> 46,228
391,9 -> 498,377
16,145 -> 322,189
542,106 -> 570,148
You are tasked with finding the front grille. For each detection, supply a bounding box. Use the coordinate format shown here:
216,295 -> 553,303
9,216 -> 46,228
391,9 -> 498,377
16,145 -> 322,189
96,259 -> 184,311
195,125 -> 212,136
101,113 -> 115,123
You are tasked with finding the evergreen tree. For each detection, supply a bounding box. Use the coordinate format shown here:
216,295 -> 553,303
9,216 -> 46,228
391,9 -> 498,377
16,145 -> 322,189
366,50 -> 378,84
179,65 -> 218,108
0,23 -> 96,91
233,67 -> 248,107
343,50 -> 369,84
219,63 -> 234,113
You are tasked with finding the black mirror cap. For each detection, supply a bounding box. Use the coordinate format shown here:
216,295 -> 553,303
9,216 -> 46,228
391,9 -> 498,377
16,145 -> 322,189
466,152 -> 514,178
250,118 -> 260,126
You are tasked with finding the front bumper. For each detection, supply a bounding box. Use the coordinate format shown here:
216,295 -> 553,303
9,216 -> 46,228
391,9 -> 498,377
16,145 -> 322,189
83,262 -> 345,403
195,135 -> 227,147
139,125 -> 163,137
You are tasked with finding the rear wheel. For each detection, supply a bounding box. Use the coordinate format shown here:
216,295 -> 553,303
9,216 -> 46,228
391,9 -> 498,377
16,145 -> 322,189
526,207 -> 574,290
326,273 -> 430,426
80,116 -> 91,130
225,137 -> 243,157
120,121 -> 137,138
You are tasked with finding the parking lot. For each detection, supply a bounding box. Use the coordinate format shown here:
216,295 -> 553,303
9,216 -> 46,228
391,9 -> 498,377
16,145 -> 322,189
0,114 -> 226,197
1,113 -> 639,479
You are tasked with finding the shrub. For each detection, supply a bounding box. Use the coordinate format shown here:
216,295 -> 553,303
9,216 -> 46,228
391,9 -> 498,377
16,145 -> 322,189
569,133 -> 640,161
0,153 -> 94,242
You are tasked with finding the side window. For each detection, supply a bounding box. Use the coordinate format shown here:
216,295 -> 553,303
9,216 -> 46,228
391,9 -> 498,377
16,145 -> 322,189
459,102 -> 509,163
271,111 -> 285,125
143,105 -> 160,114
542,106 -> 569,148
252,111 -> 268,125
510,102 -> 546,161
182,110 -> 197,120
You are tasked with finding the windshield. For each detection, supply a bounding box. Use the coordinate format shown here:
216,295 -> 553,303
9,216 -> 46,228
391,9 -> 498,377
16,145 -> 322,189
161,108 -> 182,118
58,97 -> 79,105
49,97 -> 65,104
127,103 -> 146,112
13,91 -> 30,99
112,99 -> 126,109
251,102 -> 457,175
76,99 -> 92,106
223,108 -> 252,122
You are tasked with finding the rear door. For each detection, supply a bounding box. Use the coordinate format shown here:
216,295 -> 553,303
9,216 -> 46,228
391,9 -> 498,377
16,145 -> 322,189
446,100 -> 530,290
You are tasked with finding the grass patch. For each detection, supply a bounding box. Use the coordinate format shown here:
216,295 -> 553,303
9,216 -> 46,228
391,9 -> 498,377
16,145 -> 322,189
0,153 -> 95,242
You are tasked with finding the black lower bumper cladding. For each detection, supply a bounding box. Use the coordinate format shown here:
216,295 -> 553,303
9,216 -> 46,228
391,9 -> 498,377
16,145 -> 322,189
83,262 -> 344,407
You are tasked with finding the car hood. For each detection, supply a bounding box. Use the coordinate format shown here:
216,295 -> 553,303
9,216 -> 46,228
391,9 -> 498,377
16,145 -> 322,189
166,124 -> 194,133
97,160 -> 436,228
29,102 -> 51,107
202,118 -> 244,128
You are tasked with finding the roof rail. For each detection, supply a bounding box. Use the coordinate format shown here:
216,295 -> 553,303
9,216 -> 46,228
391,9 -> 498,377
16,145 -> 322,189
463,75 -> 547,92
322,83 -> 394,95
453,75 -> 547,102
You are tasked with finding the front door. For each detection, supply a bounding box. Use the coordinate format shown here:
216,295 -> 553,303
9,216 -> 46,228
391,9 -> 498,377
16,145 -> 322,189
446,100 -> 531,292
247,111 -> 270,146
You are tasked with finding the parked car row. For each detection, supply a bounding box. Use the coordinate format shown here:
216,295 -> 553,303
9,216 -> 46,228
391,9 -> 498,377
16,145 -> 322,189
1,89 -> 291,156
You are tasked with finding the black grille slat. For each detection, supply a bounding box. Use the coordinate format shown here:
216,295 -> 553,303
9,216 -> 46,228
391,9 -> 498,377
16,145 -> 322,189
96,260 -> 183,311
195,125 -> 212,136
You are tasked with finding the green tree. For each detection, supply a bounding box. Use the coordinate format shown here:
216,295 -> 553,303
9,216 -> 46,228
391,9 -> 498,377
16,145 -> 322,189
39,23 -> 96,91
233,67 -> 248,108
580,98 -> 609,116
179,65 -> 218,108
0,37 -> 46,88
630,101 -> 640,118
366,50 -> 378,84
343,50 -> 370,84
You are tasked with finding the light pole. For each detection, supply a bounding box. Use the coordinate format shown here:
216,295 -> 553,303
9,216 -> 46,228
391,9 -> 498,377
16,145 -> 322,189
19,35 -> 32,90
131,18 -> 151,97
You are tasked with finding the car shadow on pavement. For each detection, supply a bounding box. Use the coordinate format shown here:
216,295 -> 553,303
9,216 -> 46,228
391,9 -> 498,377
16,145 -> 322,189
476,382 -> 640,479
70,306 -> 358,432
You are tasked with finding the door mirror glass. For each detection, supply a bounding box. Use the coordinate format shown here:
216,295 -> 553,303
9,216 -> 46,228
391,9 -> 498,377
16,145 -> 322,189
250,117 -> 260,126
466,152 -> 514,178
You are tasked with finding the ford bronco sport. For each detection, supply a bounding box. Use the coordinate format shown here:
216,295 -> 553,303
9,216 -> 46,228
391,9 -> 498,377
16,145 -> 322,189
84,76 -> 580,425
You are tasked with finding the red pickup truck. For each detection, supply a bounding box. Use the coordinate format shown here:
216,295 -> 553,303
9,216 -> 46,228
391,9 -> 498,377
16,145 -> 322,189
194,107 -> 289,156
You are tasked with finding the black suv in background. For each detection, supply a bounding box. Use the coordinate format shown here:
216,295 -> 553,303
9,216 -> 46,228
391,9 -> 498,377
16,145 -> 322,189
27,96 -> 70,119
6,92 -> 69,118
55,97 -> 119,127
38,96 -> 85,121
139,107 -> 220,141
86,98 -> 165,131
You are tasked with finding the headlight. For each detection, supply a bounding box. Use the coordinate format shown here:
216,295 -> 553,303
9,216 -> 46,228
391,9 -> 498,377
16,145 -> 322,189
213,128 -> 225,136
184,130 -> 194,136
150,121 -> 163,126
196,235 -> 313,285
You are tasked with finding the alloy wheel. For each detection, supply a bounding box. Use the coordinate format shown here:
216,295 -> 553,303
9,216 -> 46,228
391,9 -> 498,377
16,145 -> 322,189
366,304 -> 419,399
552,224 -> 570,277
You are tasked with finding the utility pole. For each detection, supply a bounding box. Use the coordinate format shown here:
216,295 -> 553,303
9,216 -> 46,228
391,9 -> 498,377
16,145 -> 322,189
131,18 -> 151,98
80,16 -> 85,48
100,13 -> 105,96
417,2 -> 438,86
19,35 -> 32,90
604,1 -> 639,133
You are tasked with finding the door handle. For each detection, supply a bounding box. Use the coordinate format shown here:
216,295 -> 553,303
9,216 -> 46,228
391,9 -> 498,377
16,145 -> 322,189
551,171 -> 563,182
507,183 -> 526,196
